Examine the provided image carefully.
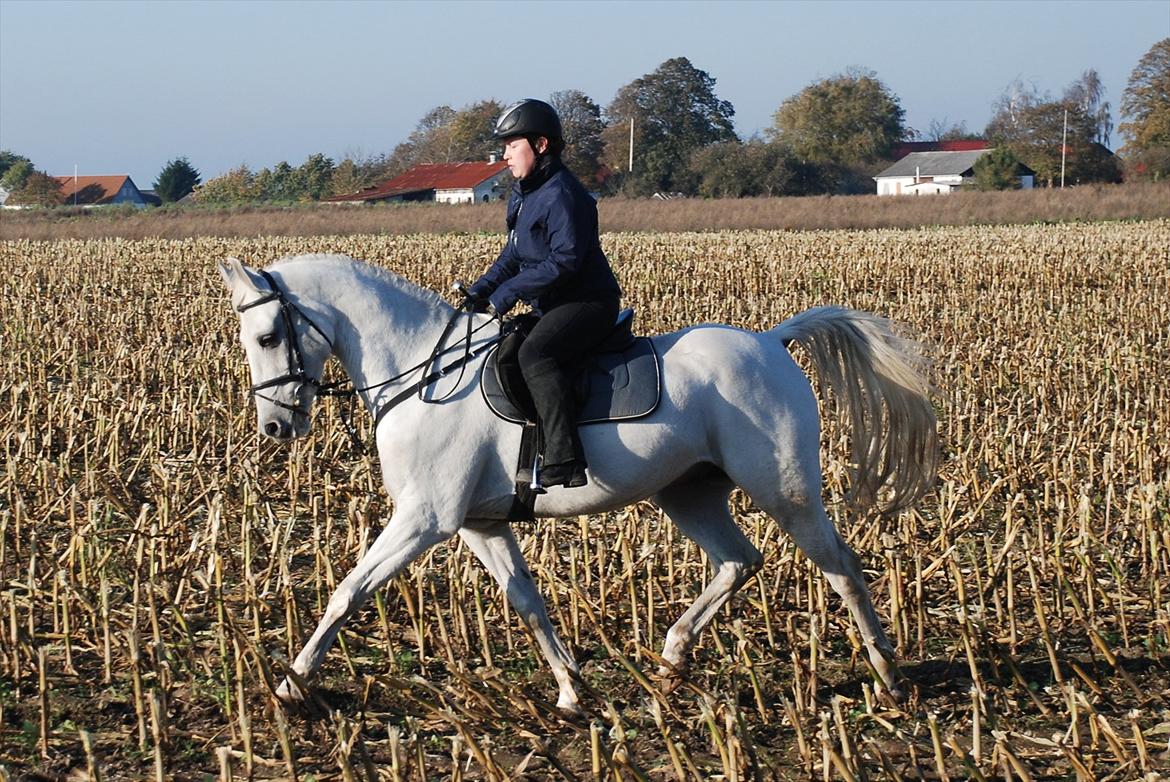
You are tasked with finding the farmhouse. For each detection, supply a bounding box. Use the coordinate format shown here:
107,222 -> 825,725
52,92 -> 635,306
874,149 -> 1035,195
327,159 -> 510,205
53,174 -> 150,207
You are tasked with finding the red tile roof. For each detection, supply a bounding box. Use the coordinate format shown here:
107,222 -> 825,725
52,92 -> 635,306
327,161 -> 509,202
53,175 -> 133,205
890,140 -> 989,160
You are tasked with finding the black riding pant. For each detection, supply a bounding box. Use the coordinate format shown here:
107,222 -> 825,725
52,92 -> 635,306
518,296 -> 620,466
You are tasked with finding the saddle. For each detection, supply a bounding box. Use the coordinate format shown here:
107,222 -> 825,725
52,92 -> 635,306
481,309 -> 661,426
480,309 -> 661,521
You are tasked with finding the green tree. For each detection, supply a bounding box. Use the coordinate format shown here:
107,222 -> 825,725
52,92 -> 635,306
10,172 -> 64,206
1119,38 -> 1170,180
193,165 -> 257,204
689,141 -> 756,198
386,101 -> 504,177
448,100 -> 505,163
550,89 -> 604,186
153,157 -> 201,202
602,56 -> 737,195
0,150 -> 31,181
770,67 -> 908,169
987,81 -> 1122,186
297,153 -> 336,200
1,158 -> 33,192
329,158 -> 366,197
972,147 -> 1023,190
329,151 -> 391,196
689,140 -> 828,198
261,162 -> 303,202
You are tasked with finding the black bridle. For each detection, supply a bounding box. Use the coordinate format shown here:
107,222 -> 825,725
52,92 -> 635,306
237,270 -> 501,446
236,269 -> 337,418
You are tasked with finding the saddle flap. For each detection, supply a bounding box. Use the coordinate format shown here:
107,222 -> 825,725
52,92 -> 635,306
481,337 -> 660,426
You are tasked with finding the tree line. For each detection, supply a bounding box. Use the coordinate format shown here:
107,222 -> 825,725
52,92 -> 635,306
2,39 -> 1167,208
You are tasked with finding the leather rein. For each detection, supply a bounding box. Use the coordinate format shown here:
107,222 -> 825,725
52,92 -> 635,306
237,271 -> 501,447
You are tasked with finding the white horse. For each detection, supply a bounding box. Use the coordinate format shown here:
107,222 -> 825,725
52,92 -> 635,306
218,253 -> 938,714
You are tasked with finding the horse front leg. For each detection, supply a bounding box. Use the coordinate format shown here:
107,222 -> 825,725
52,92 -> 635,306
276,503 -> 457,704
459,520 -> 583,717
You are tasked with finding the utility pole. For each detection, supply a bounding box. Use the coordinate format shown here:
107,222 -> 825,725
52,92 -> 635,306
1060,108 -> 1068,188
628,116 -> 634,173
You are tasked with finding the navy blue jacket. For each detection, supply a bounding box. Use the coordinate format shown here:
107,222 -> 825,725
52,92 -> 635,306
469,161 -> 620,316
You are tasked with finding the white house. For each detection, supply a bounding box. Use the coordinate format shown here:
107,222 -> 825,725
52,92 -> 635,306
874,150 -> 1035,195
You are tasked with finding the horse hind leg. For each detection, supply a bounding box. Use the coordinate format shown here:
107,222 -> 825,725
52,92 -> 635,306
652,478 -> 764,687
761,494 -> 905,702
458,520 -> 583,717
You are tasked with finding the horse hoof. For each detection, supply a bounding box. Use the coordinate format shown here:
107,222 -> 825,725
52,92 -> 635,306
276,677 -> 306,706
877,681 -> 908,707
655,665 -> 686,695
557,701 -> 587,723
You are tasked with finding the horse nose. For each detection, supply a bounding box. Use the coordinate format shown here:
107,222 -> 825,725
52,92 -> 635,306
264,420 -> 284,438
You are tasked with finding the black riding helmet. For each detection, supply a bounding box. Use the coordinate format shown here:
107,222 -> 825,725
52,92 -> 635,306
495,99 -> 564,156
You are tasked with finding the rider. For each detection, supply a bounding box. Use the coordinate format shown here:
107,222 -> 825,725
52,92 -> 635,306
465,98 -> 622,489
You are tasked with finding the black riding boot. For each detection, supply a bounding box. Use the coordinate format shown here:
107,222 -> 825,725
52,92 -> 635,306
523,357 -> 587,488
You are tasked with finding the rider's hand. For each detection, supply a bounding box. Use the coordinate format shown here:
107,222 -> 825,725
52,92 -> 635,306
461,292 -> 491,314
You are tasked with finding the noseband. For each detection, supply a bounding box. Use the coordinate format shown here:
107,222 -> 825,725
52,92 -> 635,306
236,270 -> 334,417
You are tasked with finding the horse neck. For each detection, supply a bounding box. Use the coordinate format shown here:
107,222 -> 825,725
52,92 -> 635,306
277,258 -> 453,404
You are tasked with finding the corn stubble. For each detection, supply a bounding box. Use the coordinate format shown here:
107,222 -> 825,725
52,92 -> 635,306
1,221 -> 1168,780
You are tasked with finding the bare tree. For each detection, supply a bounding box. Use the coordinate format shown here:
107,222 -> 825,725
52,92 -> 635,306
1064,69 -> 1113,146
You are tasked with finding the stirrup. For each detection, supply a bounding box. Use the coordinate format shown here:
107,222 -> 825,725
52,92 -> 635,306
530,452 -> 546,494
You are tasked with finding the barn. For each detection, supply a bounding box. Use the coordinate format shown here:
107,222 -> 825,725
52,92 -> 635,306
53,175 -> 150,207
874,150 -> 1035,195
327,160 -> 510,205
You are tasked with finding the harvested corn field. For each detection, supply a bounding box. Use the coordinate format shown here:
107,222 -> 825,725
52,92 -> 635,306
2,221 -> 1169,780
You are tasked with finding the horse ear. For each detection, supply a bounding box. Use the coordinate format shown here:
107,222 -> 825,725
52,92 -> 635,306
218,257 -> 259,295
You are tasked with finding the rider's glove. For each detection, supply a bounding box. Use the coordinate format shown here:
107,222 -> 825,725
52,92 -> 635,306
461,292 -> 491,314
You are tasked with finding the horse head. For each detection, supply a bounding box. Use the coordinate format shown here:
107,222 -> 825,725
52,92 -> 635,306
218,257 -> 334,441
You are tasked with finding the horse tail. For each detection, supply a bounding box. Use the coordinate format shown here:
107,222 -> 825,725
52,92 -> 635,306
773,306 -> 939,513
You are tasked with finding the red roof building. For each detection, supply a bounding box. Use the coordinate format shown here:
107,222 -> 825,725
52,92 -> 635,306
53,175 -> 148,207
327,161 -> 510,204
889,139 -> 989,160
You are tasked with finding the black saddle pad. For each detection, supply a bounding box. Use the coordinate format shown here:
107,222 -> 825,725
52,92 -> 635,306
481,337 -> 661,425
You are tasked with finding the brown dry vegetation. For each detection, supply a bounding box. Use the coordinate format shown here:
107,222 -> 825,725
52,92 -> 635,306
1,222 -> 1169,780
0,181 -> 1167,241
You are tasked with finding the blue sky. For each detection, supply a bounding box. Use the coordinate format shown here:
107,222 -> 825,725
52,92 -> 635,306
1,0 -> 1166,187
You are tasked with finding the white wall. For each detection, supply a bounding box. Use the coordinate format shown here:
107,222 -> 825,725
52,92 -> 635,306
435,173 -> 509,204
903,181 -> 955,195
435,188 -> 474,204
877,176 -> 917,195
879,174 -> 1034,195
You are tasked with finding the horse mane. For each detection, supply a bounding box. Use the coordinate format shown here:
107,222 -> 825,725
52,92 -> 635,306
268,253 -> 449,310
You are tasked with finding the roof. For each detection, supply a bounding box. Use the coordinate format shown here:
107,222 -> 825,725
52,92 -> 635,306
889,139 -> 989,159
875,150 -> 991,179
327,161 -> 509,202
53,175 -> 137,205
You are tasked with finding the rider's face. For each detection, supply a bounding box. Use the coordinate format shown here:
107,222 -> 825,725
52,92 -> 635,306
503,136 -> 547,180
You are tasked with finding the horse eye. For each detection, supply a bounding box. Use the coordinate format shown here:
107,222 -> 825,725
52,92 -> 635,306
258,332 -> 279,349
